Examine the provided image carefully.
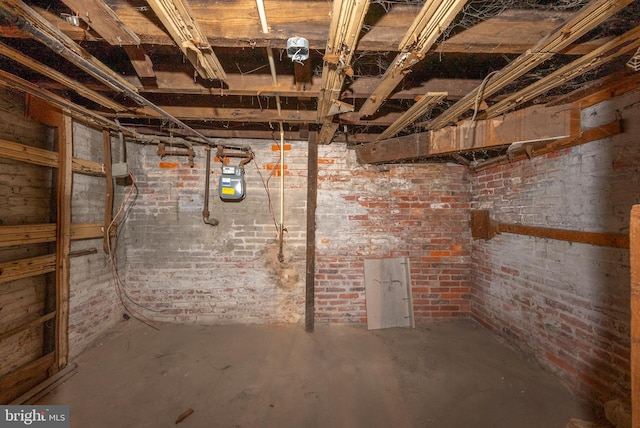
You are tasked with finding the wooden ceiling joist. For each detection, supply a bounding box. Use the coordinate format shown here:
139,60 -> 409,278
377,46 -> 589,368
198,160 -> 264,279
123,46 -> 156,79
0,0 -> 139,94
376,92 -> 447,141
358,0 -> 467,117
317,0 -> 370,143
0,69 -> 138,137
59,0 -> 140,45
484,25 -> 640,119
0,41 -> 128,112
145,0 -> 226,81
426,0 -> 635,131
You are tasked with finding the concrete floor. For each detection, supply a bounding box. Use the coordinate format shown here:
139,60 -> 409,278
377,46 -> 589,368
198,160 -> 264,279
40,319 -> 597,428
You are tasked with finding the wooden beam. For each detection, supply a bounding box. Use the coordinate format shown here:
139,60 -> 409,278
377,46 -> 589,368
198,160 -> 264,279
123,46 -> 156,79
0,0 -> 139,94
376,92 -> 447,141
430,105 -> 579,155
356,132 -> 431,164
427,0 -> 635,130
471,119 -> 622,172
0,70 -> 139,138
631,205 -> 640,428
0,353 -> 55,404
317,0 -> 370,143
359,0 -> 466,116
70,223 -> 105,240
355,104 -> 579,164
145,0 -> 226,81
55,112 -> 73,370
0,41 -> 128,112
305,132 -> 317,332
484,25 -> 640,119
0,138 -> 106,176
60,0 -> 140,45
471,209 -> 630,248
0,254 -> 57,285
547,70 -> 640,110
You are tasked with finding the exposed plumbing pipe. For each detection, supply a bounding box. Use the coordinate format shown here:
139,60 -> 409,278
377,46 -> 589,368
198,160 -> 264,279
255,0 -> 286,263
202,148 -> 219,226
1,5 -> 215,145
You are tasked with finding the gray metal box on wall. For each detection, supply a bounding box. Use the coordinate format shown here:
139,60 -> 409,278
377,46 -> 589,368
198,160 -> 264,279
219,165 -> 245,201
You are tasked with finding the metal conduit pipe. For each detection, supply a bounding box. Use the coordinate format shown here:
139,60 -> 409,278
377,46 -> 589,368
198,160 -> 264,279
202,148 -> 219,226
2,8 -> 215,145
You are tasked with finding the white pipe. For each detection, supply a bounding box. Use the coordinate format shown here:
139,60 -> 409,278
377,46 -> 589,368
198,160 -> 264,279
255,0 -> 269,34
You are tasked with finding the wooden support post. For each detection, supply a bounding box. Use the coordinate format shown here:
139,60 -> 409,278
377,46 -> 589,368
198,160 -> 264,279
631,205 -> 640,428
305,132 -> 318,332
55,112 -> 72,371
103,129 -> 113,254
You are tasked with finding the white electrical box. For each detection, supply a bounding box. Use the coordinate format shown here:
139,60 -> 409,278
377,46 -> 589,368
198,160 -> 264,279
218,165 -> 245,201
286,37 -> 309,62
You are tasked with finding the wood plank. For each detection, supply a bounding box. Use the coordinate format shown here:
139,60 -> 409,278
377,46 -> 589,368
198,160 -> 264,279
55,112 -> 73,370
0,254 -> 56,285
631,205 -> 640,428
472,119 -> 622,172
0,0 -> 139,94
60,0 -> 140,45
0,222 -> 112,247
376,92 -> 447,140
484,25 -> 640,119
429,105 -> 579,155
0,352 -> 55,404
427,0 -> 635,130
0,41 -> 128,112
0,224 -> 57,247
10,362 -> 77,405
497,222 -> 629,248
305,132 -> 317,333
72,157 -> 104,176
547,71 -> 640,110
123,46 -> 156,78
0,312 -> 57,342
359,0 -> 466,116
356,132 -> 430,164
0,138 -> 58,168
145,0 -> 226,80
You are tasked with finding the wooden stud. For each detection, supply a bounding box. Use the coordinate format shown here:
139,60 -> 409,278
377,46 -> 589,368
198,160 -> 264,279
55,112 -> 73,371
305,132 -> 318,332
631,205 -> 640,428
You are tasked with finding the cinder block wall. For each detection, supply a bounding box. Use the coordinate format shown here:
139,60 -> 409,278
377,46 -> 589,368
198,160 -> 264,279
314,144 -> 472,323
121,140 -> 308,323
68,123 -> 122,358
470,89 -> 640,403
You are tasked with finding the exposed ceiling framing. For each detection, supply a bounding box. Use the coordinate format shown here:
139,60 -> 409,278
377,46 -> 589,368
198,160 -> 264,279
0,0 -> 637,163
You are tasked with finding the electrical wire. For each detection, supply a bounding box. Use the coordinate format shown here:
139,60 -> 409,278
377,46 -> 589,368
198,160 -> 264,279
106,173 -> 159,330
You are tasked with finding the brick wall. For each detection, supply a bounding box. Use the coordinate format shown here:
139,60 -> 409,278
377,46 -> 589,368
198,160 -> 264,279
121,140 -> 308,323
315,144 -> 472,323
470,88 -> 640,403
68,123 -> 122,358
